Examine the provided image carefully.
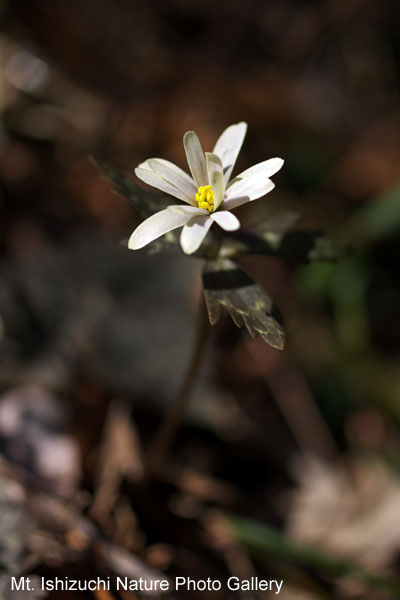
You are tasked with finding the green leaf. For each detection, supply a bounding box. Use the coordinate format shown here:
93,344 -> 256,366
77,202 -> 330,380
230,515 -> 400,598
356,182 -> 400,240
92,157 -> 173,219
202,259 -> 285,350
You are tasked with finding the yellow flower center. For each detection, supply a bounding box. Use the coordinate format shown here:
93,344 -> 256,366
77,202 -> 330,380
196,185 -> 214,212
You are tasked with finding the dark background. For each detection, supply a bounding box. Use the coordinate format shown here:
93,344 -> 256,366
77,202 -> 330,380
0,1 -> 400,599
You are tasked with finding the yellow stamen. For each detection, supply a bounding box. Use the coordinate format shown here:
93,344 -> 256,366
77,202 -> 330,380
196,185 -> 214,212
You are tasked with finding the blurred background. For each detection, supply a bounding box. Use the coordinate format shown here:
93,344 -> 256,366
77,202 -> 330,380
0,0 -> 400,598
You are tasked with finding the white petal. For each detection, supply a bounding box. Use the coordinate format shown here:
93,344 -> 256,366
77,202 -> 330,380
226,171 -> 276,199
211,210 -> 240,231
135,167 -> 192,203
227,158 -> 284,188
213,122 -> 247,183
223,172 -> 275,210
145,158 -> 194,185
180,215 -> 213,254
137,159 -> 152,170
169,205 -> 208,215
147,158 -> 197,202
128,205 -> 196,250
183,131 -> 208,188
206,152 -> 225,209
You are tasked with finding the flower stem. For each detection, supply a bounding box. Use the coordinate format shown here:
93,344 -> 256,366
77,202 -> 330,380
145,297 -> 210,476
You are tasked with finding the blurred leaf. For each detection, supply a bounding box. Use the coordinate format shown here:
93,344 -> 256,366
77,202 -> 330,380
356,182 -> 400,240
297,257 -> 370,351
202,259 -> 285,350
92,158 -> 173,218
230,516 -> 400,598
296,262 -> 336,298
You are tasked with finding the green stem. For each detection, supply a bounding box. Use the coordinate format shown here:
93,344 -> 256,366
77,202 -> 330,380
145,298 -> 210,476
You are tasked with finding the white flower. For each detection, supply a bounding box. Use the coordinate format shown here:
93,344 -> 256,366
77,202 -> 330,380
128,122 -> 284,255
